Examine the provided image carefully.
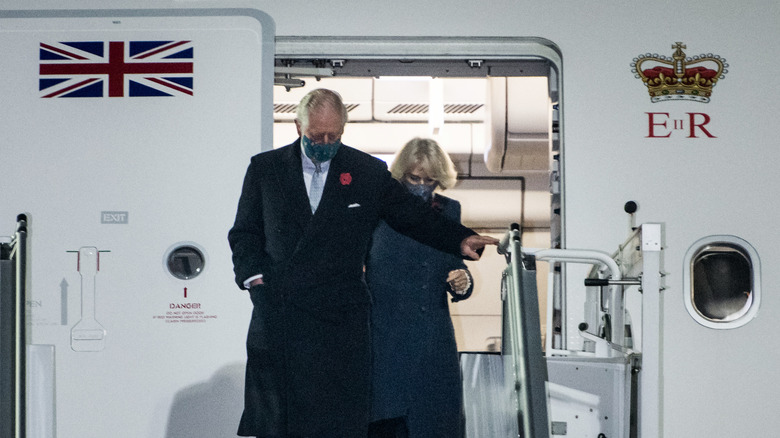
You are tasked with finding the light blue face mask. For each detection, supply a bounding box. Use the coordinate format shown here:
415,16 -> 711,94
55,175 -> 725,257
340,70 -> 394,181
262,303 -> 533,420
403,180 -> 437,201
302,135 -> 341,163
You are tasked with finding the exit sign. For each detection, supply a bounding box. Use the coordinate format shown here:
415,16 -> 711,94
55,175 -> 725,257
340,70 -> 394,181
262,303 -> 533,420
101,211 -> 128,224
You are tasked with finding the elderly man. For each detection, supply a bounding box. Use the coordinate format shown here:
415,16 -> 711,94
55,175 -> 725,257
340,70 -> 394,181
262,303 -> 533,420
228,88 -> 496,438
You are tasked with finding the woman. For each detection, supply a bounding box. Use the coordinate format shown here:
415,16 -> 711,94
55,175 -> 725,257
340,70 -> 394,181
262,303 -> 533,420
366,137 -> 473,438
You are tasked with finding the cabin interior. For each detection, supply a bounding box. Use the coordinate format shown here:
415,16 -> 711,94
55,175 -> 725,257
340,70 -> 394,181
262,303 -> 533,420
269,51 -> 560,352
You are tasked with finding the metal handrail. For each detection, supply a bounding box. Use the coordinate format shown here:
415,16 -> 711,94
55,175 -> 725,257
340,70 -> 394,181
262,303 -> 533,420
498,223 -> 550,438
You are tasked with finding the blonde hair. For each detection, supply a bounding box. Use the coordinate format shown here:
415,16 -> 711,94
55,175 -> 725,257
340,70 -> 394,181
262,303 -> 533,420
295,88 -> 349,131
390,137 -> 458,190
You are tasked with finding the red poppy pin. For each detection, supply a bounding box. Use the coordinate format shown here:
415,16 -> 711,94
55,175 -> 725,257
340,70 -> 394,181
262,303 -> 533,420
340,173 -> 352,185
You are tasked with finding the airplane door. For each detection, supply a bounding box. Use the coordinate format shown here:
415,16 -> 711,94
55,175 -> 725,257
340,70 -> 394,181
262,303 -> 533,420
0,8 -> 275,438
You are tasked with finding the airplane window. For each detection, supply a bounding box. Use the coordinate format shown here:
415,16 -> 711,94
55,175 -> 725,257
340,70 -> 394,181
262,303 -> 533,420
165,244 -> 206,280
684,236 -> 760,329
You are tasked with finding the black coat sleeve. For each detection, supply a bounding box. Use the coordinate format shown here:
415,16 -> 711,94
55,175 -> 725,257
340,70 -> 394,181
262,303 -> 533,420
440,200 -> 475,302
228,156 -> 273,289
377,175 -> 476,258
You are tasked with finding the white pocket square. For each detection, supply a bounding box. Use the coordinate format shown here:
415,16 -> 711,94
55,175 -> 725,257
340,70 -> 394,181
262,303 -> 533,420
347,203 -> 361,208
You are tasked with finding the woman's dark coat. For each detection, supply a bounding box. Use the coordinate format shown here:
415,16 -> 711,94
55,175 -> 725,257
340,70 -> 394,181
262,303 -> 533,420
366,194 -> 472,438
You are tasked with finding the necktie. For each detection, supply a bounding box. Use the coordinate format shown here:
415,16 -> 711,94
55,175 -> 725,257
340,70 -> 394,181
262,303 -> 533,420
309,162 -> 324,213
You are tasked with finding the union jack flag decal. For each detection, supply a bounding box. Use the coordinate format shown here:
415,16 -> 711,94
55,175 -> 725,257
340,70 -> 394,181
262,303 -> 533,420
39,41 -> 194,98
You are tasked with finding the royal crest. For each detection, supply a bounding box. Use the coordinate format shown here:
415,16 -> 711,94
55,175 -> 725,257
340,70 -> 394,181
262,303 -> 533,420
631,42 -> 728,103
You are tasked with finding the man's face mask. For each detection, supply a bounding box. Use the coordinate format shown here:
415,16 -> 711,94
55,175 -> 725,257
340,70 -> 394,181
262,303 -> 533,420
302,135 -> 341,163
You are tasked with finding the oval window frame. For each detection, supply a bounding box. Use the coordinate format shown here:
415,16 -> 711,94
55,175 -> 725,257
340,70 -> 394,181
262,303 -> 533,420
683,235 -> 760,329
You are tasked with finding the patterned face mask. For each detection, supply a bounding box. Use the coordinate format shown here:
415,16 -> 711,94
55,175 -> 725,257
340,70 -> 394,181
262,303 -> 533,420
403,180 -> 437,201
302,135 -> 341,163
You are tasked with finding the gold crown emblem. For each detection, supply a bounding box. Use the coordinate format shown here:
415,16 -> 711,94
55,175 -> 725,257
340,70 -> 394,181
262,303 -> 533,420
631,42 -> 728,103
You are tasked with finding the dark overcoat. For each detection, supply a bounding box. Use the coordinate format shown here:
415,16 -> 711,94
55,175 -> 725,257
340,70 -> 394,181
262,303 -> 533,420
227,139 -> 475,438
366,194 -> 471,438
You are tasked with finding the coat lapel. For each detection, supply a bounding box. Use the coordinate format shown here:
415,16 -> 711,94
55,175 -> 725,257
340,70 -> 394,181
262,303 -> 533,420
275,139 -> 313,232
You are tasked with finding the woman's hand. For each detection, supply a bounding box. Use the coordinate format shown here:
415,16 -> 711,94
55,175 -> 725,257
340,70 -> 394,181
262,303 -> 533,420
447,269 -> 471,294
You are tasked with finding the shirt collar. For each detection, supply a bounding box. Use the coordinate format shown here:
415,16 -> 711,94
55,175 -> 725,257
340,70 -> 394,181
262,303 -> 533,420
300,146 -> 331,174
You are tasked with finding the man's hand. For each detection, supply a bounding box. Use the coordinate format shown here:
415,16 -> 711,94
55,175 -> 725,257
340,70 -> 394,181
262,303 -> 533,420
460,234 -> 499,260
